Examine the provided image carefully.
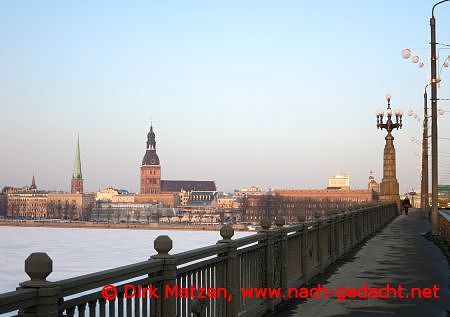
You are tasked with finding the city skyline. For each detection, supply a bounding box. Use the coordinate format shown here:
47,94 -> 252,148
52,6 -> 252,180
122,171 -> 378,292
1,127 -> 376,194
1,1 -> 449,193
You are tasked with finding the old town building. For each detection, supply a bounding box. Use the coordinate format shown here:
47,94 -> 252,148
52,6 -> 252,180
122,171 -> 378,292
274,188 -> 374,202
3,176 -> 49,219
6,191 -> 48,219
0,193 -> 6,216
3,138 -> 94,219
241,174 -> 379,223
96,187 -> 133,202
327,174 -> 350,189
47,192 -> 95,220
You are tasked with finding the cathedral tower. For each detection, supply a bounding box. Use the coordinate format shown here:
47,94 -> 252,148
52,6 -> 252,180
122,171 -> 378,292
71,135 -> 83,194
140,125 -> 161,194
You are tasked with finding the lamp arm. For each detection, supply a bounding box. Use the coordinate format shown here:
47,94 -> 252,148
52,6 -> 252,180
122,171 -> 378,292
432,0 -> 449,18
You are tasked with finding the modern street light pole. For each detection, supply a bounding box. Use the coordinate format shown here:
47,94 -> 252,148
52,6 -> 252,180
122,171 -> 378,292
401,48 -> 449,221
422,85 -> 430,217
430,0 -> 448,234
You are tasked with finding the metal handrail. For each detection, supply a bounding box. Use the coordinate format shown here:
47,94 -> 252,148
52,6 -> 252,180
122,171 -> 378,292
0,202 -> 398,317
56,258 -> 164,296
0,288 -> 38,314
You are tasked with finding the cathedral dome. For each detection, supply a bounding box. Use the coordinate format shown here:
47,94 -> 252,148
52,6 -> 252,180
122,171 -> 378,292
142,149 -> 160,166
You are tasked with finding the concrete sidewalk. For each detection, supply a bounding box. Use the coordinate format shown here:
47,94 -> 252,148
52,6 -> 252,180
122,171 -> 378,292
270,209 -> 450,317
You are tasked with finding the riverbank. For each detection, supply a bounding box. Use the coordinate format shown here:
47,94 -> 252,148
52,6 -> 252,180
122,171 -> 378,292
0,220 -> 249,231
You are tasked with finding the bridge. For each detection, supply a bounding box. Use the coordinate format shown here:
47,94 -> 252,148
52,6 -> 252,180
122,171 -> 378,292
0,204 -> 449,316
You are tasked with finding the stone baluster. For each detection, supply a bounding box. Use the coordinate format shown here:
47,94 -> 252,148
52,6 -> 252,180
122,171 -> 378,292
329,214 -> 337,263
217,224 -> 238,317
191,298 -> 207,317
151,235 -> 176,317
293,215 -> 306,283
349,212 -> 356,248
18,252 -> 61,317
275,217 -> 287,300
259,218 -> 275,311
313,211 -> 322,272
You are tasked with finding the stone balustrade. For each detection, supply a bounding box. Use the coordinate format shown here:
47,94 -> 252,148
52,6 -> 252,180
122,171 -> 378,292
0,203 -> 397,317
438,210 -> 450,243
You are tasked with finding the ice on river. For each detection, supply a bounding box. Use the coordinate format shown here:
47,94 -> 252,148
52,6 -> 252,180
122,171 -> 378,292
0,226 -> 252,293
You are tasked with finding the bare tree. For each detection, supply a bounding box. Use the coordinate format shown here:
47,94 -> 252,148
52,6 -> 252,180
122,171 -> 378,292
135,209 -> 141,223
69,200 -> 77,221
83,202 -> 94,221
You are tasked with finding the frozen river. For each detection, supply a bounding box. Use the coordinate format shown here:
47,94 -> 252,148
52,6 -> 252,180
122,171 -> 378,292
0,226 -> 252,293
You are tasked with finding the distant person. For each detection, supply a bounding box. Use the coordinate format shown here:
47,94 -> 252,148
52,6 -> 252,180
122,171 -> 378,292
403,196 -> 412,215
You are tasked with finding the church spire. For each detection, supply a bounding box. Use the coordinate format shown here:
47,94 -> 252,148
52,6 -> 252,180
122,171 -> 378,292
71,135 -> 84,194
72,135 -> 82,179
31,174 -> 36,190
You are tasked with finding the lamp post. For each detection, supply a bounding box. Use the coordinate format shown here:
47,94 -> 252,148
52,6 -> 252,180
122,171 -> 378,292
430,0 -> 449,234
422,85 -> 430,217
376,94 -> 403,211
408,104 -> 447,216
408,86 -> 431,216
401,50 -> 430,215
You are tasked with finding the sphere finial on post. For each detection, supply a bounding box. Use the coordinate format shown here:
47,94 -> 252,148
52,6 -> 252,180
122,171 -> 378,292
154,235 -> 173,256
21,252 -> 53,287
275,217 -> 285,228
297,214 -> 306,223
220,224 -> 234,240
260,218 -> 272,230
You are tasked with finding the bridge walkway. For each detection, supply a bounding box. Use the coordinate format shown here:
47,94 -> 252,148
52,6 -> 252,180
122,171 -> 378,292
270,209 -> 450,317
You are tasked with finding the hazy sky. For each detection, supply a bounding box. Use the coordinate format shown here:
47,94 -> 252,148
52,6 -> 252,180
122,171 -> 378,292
1,1 -> 449,193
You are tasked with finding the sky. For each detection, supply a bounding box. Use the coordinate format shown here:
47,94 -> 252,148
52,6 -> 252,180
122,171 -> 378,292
1,1 -> 450,193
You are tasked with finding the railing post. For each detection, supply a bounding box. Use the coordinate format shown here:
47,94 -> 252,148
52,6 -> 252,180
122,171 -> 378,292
363,209 -> 368,238
338,212 -> 345,255
259,218 -> 275,311
275,217 -> 287,301
301,220 -> 311,283
350,212 -> 356,248
391,203 -> 396,221
356,210 -> 362,243
377,205 -> 381,228
296,215 -> 308,284
329,214 -> 337,263
18,252 -> 61,317
191,298 -> 207,317
369,208 -> 374,234
311,212 -> 321,274
344,211 -> 350,249
151,235 -> 176,317
217,224 -> 239,317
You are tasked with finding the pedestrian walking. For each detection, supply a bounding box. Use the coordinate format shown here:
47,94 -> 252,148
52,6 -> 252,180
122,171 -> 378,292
402,196 -> 412,215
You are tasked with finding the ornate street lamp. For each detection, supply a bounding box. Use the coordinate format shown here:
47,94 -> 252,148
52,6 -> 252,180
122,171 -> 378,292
376,94 -> 403,211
